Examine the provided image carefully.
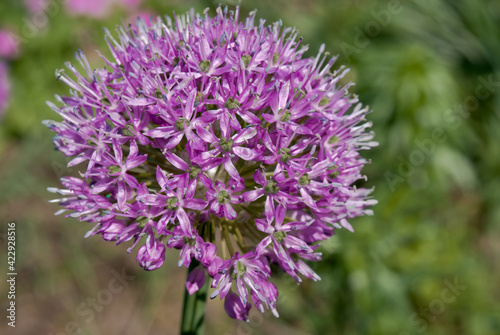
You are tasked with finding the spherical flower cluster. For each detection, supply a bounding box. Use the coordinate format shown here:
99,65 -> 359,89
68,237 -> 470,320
46,7 -> 377,320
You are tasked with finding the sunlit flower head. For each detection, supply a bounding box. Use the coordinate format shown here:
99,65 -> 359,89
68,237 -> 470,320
46,6 -> 377,320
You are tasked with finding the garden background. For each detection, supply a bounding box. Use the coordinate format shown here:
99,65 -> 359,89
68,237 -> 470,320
1,0 -> 499,334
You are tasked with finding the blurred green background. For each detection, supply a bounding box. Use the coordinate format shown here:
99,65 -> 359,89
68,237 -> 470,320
1,0 -> 500,334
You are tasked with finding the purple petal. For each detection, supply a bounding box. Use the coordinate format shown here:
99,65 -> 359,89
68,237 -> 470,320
201,157 -> 225,171
184,198 -> 208,210
233,146 -> 260,161
202,242 -> 217,265
340,218 -> 354,232
255,235 -> 272,255
255,218 -> 273,234
233,127 -> 258,145
224,159 -> 240,180
207,256 -> 222,277
254,170 -> 266,186
296,260 -> 321,281
176,207 -> 192,233
116,180 -> 127,210
223,203 -> 237,220
275,205 -> 286,228
220,112 -> 230,139
122,173 -> 140,188
126,97 -> 156,106
181,177 -> 195,198
137,193 -> 165,205
224,291 -> 251,321
68,154 -> 88,167
283,235 -> 311,253
261,113 -> 277,123
185,130 -> 206,151
184,90 -> 196,120
236,276 -> 248,305
242,189 -> 264,202
300,188 -> 317,209
156,165 -> 169,190
277,80 -> 290,112
196,125 -> 218,143
264,196 -> 274,222
145,126 -> 172,138
186,266 -> 207,295
112,138 -> 123,163
165,151 -> 189,170
125,154 -> 147,170
129,140 -> 139,157
165,133 -> 184,149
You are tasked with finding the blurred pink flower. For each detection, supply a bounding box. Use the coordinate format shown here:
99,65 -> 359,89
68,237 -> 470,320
24,0 -> 48,13
66,0 -> 143,19
0,62 -> 10,117
66,0 -> 112,18
0,30 -> 19,59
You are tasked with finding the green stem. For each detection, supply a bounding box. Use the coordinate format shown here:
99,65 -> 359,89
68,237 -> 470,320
180,261 -> 208,335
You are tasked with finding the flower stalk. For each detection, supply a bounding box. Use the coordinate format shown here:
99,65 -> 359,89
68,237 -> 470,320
181,260 -> 208,335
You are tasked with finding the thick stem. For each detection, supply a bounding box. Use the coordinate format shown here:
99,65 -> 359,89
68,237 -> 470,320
180,260 -> 208,335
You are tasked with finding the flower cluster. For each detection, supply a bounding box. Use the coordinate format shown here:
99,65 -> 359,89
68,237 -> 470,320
46,7 -> 377,320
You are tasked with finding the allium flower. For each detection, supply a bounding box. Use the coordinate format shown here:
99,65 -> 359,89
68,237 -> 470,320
0,62 -> 9,116
46,7 -> 377,320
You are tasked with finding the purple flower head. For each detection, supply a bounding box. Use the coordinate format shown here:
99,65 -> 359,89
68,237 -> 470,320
46,6 -> 377,320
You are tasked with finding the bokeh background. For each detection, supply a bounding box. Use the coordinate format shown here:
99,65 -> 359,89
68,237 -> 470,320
1,0 -> 500,334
